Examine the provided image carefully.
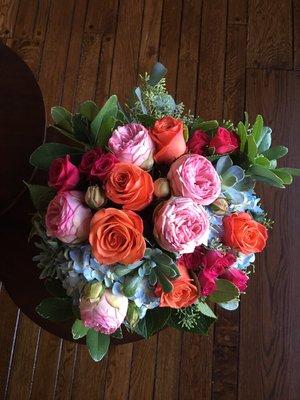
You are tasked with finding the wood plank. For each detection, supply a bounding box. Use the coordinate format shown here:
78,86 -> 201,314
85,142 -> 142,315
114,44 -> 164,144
228,0 -> 247,24
0,0 -> 19,39
294,0 -> 300,70
247,0 -> 293,69
53,341 -> 77,400
239,69 -> 300,399
0,288 -> 20,400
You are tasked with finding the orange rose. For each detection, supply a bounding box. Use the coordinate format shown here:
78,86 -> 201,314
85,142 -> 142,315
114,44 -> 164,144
89,208 -> 146,265
150,116 -> 186,164
223,212 -> 268,255
105,163 -> 154,211
155,262 -> 199,308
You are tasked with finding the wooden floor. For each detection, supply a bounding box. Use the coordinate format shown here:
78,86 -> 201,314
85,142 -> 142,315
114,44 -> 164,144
0,0 -> 300,399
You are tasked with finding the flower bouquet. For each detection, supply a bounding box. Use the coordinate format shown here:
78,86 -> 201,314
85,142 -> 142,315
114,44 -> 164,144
27,63 -> 299,361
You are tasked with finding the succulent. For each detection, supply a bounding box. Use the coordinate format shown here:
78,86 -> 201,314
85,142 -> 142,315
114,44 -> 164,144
215,155 -> 254,204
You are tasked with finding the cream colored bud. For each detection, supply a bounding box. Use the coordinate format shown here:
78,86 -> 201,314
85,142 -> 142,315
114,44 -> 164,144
210,197 -> 229,215
154,178 -> 170,198
140,152 -> 154,171
85,186 -> 106,209
83,282 -> 105,301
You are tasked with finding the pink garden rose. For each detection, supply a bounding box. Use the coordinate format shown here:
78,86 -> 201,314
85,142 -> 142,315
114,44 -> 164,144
80,289 -> 128,334
209,127 -> 239,154
153,197 -> 210,254
187,130 -> 209,155
167,154 -> 221,206
90,153 -> 119,181
45,191 -> 92,244
220,267 -> 249,292
108,123 -> 155,169
48,155 -> 80,191
79,148 -> 102,177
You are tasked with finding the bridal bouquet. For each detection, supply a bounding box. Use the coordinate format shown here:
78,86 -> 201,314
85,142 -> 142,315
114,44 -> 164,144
27,63 -> 299,361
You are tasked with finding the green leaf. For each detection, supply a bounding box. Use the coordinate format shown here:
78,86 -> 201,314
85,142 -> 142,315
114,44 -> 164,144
111,327 -> 123,339
155,270 -> 173,293
135,308 -> 171,339
86,329 -> 110,362
148,62 -> 167,86
273,169 -> 293,185
25,183 -> 56,211
258,127 -> 272,152
275,167 -> 300,176
263,145 -> 288,160
252,114 -> 264,145
123,275 -> 141,297
169,309 -> 216,334
247,165 -> 285,188
78,100 -> 99,121
72,113 -> 90,143
91,95 -> 118,147
72,319 -> 89,340
137,114 -> 156,127
208,279 -> 239,303
36,297 -> 73,321
45,279 -> 67,298
253,155 -> 271,168
246,135 -> 258,161
198,302 -> 217,319
237,121 -> 247,152
196,120 -> 219,132
48,125 -> 86,147
51,106 -> 73,133
30,143 -> 83,170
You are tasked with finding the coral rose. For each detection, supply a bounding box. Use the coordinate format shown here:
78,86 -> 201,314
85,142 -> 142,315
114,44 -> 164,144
105,162 -> 154,211
187,130 -> 210,155
150,116 -> 186,164
80,289 -> 128,334
89,208 -> 146,265
45,191 -> 92,244
108,123 -> 154,169
155,262 -> 199,308
48,155 -> 80,191
209,127 -> 239,154
223,212 -> 268,255
167,154 -> 221,206
153,197 -> 210,254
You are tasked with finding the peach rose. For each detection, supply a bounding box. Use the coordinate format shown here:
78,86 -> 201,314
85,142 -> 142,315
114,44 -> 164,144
150,116 -> 186,164
223,212 -> 268,255
155,262 -> 199,308
89,208 -> 146,265
105,162 -> 154,211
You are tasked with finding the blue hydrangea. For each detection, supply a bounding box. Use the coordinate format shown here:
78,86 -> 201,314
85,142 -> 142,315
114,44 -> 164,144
229,190 -> 263,214
206,208 -> 224,242
235,253 -> 255,270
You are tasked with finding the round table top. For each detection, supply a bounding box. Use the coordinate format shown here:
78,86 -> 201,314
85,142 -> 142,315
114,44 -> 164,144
0,43 -> 142,345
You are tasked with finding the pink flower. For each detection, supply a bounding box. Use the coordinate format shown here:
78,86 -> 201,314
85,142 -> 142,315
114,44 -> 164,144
108,123 -> 155,169
79,148 -> 102,177
179,246 -> 204,270
199,269 -> 217,296
209,127 -> 239,154
90,153 -> 119,181
187,130 -> 210,155
201,250 -> 236,276
80,289 -> 128,334
153,197 -> 210,254
220,267 -> 249,292
48,155 -> 80,191
45,191 -> 92,244
167,154 -> 221,206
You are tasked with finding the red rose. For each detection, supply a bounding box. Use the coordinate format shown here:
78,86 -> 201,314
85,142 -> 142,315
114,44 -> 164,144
180,246 -> 204,270
198,269 -> 217,296
209,127 -> 239,154
187,130 -> 209,155
48,155 -> 80,191
220,267 -> 249,292
79,148 -> 102,176
90,153 -> 119,181
201,250 -> 236,276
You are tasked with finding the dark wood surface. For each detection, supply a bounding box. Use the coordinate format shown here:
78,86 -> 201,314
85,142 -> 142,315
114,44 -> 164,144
0,1 -> 299,399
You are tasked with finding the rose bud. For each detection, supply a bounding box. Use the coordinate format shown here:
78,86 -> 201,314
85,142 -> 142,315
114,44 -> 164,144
126,302 -> 140,329
210,198 -> 229,215
154,178 -> 170,198
83,282 -> 105,300
85,186 -> 106,210
140,152 -> 154,171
